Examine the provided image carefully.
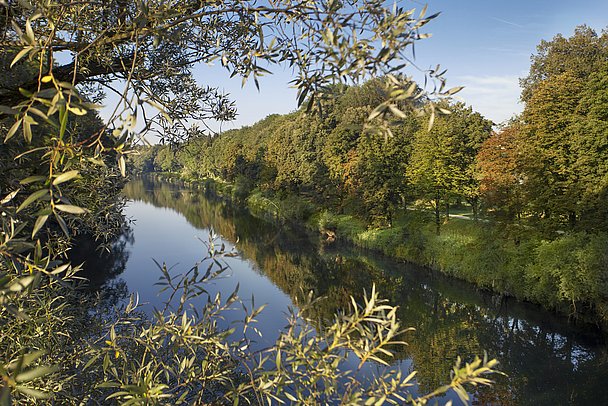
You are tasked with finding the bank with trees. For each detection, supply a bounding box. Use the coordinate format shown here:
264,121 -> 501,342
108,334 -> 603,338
137,26 -> 608,326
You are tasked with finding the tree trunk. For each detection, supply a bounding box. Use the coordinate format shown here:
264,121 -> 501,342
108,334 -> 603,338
435,192 -> 441,235
472,197 -> 478,221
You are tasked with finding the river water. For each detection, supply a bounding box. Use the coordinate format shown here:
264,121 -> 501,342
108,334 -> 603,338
79,176 -> 608,404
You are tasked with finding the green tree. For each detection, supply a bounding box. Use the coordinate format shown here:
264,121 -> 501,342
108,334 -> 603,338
520,71 -> 585,227
520,25 -> 608,102
515,26 -> 608,231
265,112 -> 326,193
409,103 -> 492,232
346,120 -> 416,226
153,145 -> 177,172
568,63 -> 608,230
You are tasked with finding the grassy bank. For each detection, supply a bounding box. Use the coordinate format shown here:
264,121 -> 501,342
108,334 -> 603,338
152,174 -> 608,325
312,208 -> 608,324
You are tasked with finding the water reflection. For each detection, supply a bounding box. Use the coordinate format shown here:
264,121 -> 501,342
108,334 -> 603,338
119,176 -> 608,405
69,219 -> 134,311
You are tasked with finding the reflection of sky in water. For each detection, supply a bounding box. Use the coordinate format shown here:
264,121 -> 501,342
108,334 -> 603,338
121,201 -> 294,348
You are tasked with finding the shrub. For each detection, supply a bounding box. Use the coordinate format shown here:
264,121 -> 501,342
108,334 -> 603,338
526,233 -> 608,309
277,195 -> 316,222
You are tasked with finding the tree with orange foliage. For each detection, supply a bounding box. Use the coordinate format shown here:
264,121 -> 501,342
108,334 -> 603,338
477,125 -> 525,221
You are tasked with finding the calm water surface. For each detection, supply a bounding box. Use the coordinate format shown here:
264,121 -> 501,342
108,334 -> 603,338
79,177 -> 608,405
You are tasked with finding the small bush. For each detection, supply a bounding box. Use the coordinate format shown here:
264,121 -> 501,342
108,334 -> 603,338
277,195 -> 315,222
526,232 -> 608,309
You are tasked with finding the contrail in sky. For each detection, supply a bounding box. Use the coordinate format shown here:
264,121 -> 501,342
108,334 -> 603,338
491,17 -> 524,28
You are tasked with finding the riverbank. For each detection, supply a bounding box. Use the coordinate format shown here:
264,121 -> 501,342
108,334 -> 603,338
122,175 -> 608,404
149,173 -> 608,326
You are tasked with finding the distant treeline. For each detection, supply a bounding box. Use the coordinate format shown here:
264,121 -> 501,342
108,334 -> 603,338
130,26 -> 608,322
135,81 -> 493,230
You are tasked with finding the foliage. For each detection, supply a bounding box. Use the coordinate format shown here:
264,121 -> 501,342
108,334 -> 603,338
526,233 -> 608,308
408,102 -> 493,231
1,0 -> 457,145
520,71 -> 585,226
172,81 -> 489,230
0,0 -> 497,403
155,24 -> 608,318
217,172 -> 608,323
512,25 -> 608,232
520,25 -> 608,102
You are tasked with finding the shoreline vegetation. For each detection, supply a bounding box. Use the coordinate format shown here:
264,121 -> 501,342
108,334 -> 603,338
127,26 -> 608,330
147,172 -> 608,328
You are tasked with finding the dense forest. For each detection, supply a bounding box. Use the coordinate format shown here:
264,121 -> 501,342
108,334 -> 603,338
133,26 -> 608,323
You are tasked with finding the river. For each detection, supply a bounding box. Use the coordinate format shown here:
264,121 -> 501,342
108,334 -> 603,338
76,176 -> 608,405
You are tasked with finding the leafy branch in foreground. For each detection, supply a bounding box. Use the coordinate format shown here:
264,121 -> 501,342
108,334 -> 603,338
74,236 -> 500,405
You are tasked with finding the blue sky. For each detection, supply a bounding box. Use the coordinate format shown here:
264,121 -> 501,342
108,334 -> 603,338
198,0 -> 608,130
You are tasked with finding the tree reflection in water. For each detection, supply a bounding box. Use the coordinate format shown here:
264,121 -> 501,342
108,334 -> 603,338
69,219 -> 134,308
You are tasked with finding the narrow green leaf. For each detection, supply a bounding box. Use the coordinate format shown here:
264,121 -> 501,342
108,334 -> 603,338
20,176 -> 46,185
54,212 -> 69,237
0,189 -> 20,205
438,107 -> 452,115
25,19 -> 35,44
388,104 -> 407,118
19,351 -> 46,368
58,106 -> 68,139
52,170 -> 79,185
54,204 -> 88,215
10,47 -> 32,68
118,155 -> 126,177
31,214 -> 49,238
15,386 -> 50,399
19,88 -> 33,98
368,105 -> 385,121
23,119 -> 32,143
446,86 -> 464,95
67,105 -> 87,116
27,107 -> 48,120
16,365 -> 58,383
5,118 -> 23,142
17,189 -> 48,212
8,276 -> 35,292
96,382 -> 120,389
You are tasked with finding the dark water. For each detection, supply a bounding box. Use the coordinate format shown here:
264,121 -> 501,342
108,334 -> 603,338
80,176 -> 608,405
